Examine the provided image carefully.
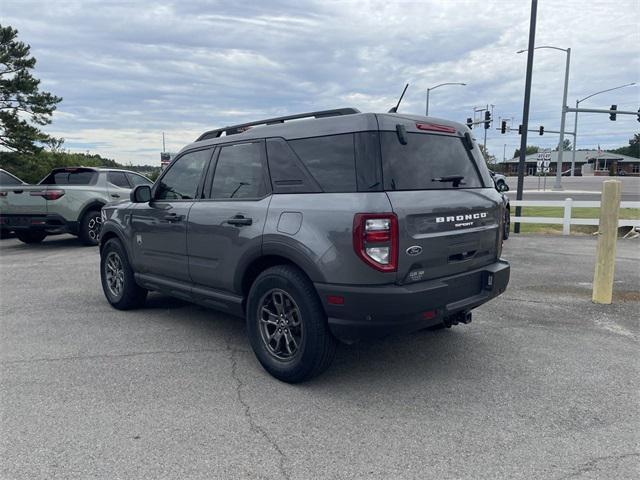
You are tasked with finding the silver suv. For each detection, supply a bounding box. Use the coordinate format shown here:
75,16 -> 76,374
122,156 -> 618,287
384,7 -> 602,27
99,108 -> 510,382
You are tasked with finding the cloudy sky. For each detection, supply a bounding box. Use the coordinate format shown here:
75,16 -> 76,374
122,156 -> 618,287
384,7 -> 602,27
2,0 -> 639,165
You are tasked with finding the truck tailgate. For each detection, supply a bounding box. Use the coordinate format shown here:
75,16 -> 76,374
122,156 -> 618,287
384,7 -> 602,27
0,186 -> 48,215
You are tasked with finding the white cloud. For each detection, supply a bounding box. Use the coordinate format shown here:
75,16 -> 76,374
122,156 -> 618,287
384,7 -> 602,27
1,0 -> 638,164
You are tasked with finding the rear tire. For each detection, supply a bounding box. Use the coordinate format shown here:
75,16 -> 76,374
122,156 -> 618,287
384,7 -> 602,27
246,265 -> 336,383
15,231 -> 47,244
100,238 -> 147,310
79,209 -> 103,246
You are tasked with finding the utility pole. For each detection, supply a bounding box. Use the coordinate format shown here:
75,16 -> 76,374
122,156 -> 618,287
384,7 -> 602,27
484,104 -> 488,151
570,82 -> 636,176
553,47 -> 571,190
162,132 -> 166,153
515,0 -> 537,234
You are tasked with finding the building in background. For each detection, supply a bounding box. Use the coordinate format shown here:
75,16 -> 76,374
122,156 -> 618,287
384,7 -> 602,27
503,150 -> 640,176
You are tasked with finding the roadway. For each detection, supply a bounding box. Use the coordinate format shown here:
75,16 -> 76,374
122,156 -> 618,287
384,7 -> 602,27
1,234 -> 639,479
504,175 -> 640,202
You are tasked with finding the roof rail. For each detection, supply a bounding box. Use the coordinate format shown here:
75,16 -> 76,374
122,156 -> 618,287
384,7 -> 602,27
196,107 -> 361,141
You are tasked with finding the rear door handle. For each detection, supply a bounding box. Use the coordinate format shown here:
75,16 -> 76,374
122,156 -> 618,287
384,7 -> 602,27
226,215 -> 252,226
111,193 -> 120,198
164,213 -> 183,222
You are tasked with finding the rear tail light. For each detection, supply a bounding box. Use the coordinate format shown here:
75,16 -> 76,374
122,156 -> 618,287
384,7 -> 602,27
30,189 -> 65,200
0,191 -> 6,197
353,213 -> 398,272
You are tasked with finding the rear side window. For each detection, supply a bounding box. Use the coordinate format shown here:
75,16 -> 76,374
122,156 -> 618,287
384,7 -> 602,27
288,134 -> 356,193
155,149 -> 211,200
266,138 -> 321,194
210,142 -> 267,199
40,169 -> 98,185
0,171 -> 21,186
380,132 -> 484,190
107,171 -> 130,188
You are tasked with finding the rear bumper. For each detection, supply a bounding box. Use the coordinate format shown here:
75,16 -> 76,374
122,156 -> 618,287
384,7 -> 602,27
315,260 -> 510,342
0,214 -> 77,234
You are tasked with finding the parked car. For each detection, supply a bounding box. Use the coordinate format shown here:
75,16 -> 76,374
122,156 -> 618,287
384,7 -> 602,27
489,172 -> 510,240
99,108 -> 510,382
0,167 -> 152,245
489,170 -> 509,192
0,169 -> 28,238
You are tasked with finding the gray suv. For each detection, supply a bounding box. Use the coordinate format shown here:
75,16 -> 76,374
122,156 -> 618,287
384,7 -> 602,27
99,108 -> 510,382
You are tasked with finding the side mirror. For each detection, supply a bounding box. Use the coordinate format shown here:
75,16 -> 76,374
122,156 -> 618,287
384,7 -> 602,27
130,185 -> 151,203
498,182 -> 509,192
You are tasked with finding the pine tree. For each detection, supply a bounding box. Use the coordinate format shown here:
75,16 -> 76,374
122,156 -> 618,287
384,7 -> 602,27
0,25 -> 62,153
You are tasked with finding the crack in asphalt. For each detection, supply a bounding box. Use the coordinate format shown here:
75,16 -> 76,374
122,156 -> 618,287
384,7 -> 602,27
226,341 -> 291,480
1,348 -> 219,365
555,452 -> 640,479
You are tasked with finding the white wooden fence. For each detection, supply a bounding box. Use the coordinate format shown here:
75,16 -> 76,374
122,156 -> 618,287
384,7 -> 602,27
511,199 -> 640,235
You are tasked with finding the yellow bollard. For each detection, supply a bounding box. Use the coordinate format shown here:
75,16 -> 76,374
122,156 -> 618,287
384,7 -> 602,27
592,180 -> 622,304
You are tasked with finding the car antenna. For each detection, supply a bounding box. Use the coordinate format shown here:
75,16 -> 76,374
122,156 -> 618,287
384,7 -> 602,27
388,83 -> 409,113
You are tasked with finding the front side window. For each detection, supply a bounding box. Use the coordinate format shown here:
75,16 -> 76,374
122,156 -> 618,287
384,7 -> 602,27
107,171 -> 130,188
155,149 -> 211,200
381,132 -> 483,190
210,142 -> 266,199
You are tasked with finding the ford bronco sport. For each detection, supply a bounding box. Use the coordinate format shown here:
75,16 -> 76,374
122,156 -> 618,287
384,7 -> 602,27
99,108 -> 510,382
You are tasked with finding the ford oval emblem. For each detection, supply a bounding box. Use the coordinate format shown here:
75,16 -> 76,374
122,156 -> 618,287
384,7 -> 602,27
406,245 -> 422,256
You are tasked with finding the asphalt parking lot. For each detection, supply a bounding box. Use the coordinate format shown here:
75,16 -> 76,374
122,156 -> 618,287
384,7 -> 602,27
1,234 -> 638,479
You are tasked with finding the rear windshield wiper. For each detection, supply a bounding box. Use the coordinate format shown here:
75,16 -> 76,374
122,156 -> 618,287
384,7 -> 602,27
432,175 -> 465,187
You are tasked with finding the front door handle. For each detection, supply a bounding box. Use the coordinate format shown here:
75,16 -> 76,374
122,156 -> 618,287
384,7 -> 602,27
164,213 -> 183,222
111,193 -> 120,198
226,215 -> 253,226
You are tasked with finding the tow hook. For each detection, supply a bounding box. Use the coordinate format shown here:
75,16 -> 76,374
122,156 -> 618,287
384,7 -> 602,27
443,311 -> 472,328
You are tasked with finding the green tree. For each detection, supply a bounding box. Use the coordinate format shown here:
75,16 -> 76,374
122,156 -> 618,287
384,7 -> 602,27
0,25 -> 62,153
554,138 -> 571,151
512,145 -> 539,159
611,133 -> 640,159
478,144 -> 496,166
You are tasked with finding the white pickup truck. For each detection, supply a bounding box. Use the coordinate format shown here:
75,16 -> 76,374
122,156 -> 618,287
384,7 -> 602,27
0,167 -> 152,245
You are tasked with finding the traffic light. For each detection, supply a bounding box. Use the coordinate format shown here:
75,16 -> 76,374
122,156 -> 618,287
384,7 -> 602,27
609,104 -> 617,121
466,117 -> 473,129
518,124 -> 523,135
484,110 -> 491,129
539,126 -> 544,135
501,120 -> 507,134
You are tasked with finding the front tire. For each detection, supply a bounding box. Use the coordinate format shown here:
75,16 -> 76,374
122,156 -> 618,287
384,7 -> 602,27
79,209 -> 103,246
100,238 -> 147,310
246,265 -> 336,383
15,230 -> 47,244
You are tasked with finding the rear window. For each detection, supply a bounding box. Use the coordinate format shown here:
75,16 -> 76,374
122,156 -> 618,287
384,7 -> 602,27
40,169 -> 98,185
380,132 -> 484,190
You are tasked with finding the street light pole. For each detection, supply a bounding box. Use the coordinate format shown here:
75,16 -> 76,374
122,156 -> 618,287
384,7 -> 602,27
570,82 -> 636,176
553,47 -> 570,190
516,45 -> 571,190
425,82 -> 466,116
